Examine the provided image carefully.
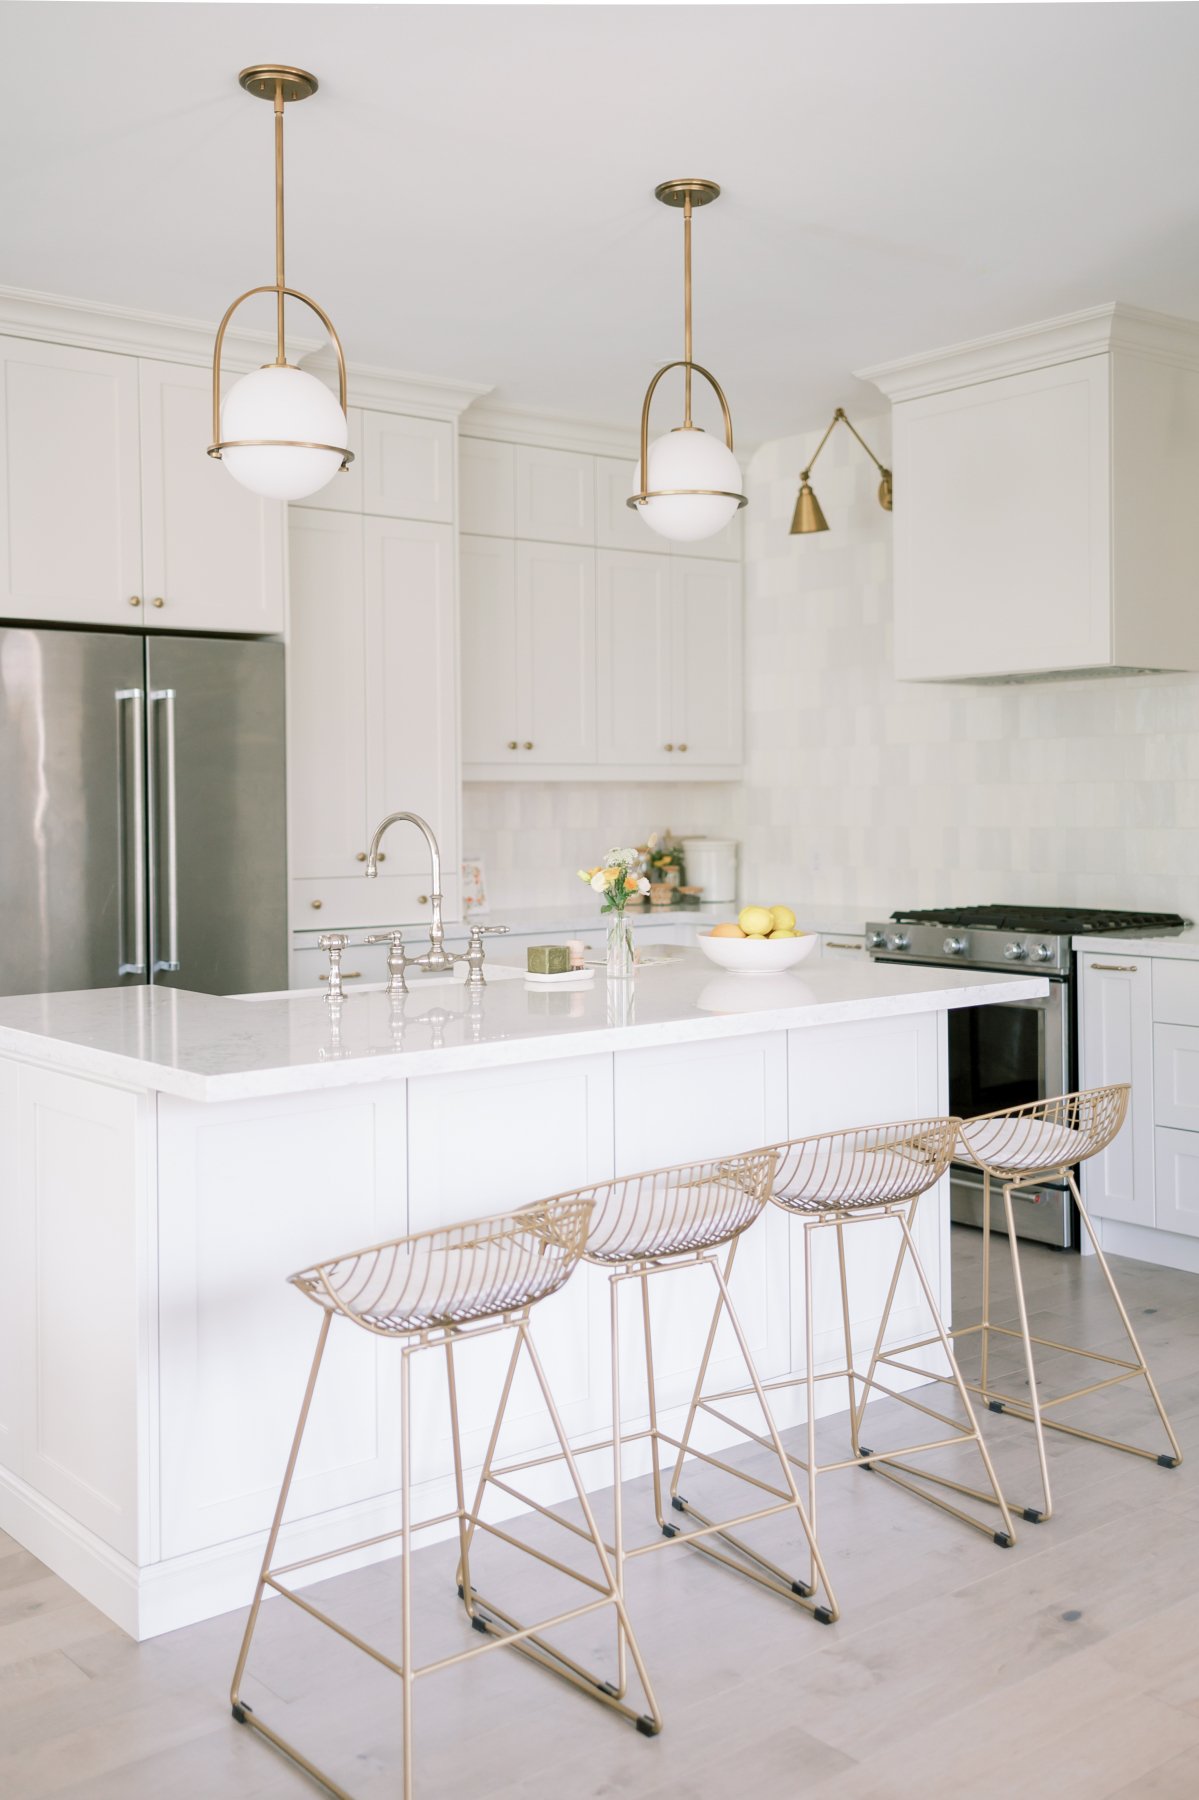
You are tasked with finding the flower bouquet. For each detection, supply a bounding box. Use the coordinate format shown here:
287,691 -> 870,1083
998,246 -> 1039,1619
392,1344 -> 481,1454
577,847 -> 651,978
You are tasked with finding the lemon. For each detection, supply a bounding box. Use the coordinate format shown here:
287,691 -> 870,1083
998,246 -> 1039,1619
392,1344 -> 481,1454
745,932 -> 768,939
769,929 -> 797,939
770,905 -> 796,931
738,905 -> 774,936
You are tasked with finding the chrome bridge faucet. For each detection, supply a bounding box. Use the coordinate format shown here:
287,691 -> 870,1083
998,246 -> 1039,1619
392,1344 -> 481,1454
364,812 -> 454,973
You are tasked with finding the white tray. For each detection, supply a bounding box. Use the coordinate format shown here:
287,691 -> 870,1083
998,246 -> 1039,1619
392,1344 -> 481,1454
523,967 -> 597,988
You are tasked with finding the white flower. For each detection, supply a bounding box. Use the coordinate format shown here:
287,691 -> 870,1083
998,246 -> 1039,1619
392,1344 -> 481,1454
590,872 -> 608,893
637,876 -> 651,893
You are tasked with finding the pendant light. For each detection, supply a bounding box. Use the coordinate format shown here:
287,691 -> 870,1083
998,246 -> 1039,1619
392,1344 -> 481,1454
628,180 -> 747,543
208,66 -> 353,502
790,408 -> 892,535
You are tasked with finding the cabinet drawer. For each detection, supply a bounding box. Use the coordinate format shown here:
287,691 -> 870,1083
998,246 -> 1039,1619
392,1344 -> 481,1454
1153,1024 -> 1199,1130
1155,1126 -> 1199,1239
290,874 -> 460,933
1152,958 -> 1199,1027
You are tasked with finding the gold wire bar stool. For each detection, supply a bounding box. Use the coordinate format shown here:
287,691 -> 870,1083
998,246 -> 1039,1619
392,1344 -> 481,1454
230,1197 -> 662,1800
464,1149 -> 840,1643
671,1118 -> 1018,1593
872,1085 -> 1182,1524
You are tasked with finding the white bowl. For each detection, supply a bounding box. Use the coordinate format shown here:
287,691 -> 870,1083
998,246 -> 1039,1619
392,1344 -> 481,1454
697,929 -> 819,973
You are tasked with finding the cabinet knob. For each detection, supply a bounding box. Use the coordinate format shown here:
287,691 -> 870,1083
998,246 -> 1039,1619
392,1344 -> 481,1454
356,851 -> 366,862
311,899 -> 323,909
128,595 -> 141,607
418,894 -> 429,905
507,741 -> 518,750
664,743 -> 674,752
522,741 -> 534,750
678,743 -> 688,752
151,597 -> 165,609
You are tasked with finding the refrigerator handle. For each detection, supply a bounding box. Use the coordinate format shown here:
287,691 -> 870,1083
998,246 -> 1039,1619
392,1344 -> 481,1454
115,688 -> 147,977
148,687 -> 181,975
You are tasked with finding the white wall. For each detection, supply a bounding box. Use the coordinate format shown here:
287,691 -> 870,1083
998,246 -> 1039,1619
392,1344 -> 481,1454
466,410 -> 1199,921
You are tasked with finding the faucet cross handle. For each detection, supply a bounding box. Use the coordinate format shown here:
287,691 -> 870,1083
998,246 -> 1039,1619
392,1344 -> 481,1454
457,921 -> 512,988
365,929 -> 410,998
317,932 -> 350,1004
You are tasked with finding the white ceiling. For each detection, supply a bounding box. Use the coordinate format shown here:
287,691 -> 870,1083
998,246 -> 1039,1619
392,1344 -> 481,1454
3,2 -> 1199,444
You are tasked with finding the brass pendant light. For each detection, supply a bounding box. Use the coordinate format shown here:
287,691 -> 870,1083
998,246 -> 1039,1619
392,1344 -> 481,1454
628,179 -> 748,543
790,408 -> 892,535
208,66 -> 354,502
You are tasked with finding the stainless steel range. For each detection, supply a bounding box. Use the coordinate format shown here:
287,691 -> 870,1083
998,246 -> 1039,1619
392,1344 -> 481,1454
865,905 -> 1190,1249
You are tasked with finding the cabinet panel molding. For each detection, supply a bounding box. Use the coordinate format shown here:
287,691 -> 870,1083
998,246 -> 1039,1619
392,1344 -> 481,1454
1078,956 -> 1154,1225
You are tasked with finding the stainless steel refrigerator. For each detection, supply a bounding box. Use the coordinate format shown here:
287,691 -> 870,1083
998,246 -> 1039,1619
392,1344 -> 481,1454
0,626 -> 287,997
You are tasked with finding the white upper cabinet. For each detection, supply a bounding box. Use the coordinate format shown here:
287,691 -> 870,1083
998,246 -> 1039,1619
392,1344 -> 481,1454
864,305 -> 1199,681
596,551 -> 675,767
672,557 -> 743,765
594,453 -> 649,553
459,438 -> 516,537
461,535 -> 519,766
138,360 -> 285,634
0,337 -> 142,626
293,407 -> 453,523
514,445 -> 595,545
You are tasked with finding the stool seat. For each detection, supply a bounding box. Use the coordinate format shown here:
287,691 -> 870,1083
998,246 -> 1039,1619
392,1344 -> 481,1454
772,1122 -> 956,1213
959,1114 -> 1083,1175
584,1153 -> 774,1264
290,1199 -> 592,1336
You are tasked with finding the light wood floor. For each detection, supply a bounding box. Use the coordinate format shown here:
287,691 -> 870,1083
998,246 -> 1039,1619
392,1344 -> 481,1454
3,1228 -> 1198,1799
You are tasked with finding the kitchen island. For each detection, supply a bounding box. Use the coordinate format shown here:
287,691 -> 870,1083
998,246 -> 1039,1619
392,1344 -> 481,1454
0,952 -> 1045,1638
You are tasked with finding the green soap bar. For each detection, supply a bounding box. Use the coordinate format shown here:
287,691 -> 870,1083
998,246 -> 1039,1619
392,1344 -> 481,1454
527,944 -> 572,975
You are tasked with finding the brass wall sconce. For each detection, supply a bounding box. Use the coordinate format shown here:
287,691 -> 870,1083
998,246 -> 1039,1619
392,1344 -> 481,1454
208,66 -> 353,502
790,408 -> 892,535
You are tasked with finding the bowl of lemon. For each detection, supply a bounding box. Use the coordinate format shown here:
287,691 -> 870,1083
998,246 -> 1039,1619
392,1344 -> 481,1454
697,906 -> 818,972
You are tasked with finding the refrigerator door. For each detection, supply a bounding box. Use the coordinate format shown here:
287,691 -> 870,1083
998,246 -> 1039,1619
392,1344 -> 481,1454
145,635 -> 287,995
0,627 -> 147,996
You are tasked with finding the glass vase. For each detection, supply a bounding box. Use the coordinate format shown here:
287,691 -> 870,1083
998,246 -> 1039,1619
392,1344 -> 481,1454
606,910 -> 635,979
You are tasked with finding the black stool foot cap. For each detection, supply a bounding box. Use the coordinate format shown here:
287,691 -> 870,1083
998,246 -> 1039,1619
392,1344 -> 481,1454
232,1703 -> 252,1725
636,1716 -> 661,1737
988,1400 -> 1005,1414
1023,1507 -> 1044,1523
1158,1454 -> 1181,1468
671,1495 -> 687,1512
792,1580 -> 813,1598
857,1446 -> 875,1470
598,1681 -> 620,1698
471,1613 -> 491,1635
661,1523 -> 679,1539
994,1530 -> 1013,1548
814,1606 -> 835,1626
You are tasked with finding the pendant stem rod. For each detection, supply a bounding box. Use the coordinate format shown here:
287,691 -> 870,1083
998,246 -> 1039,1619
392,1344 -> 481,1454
683,194 -> 693,427
274,79 -> 286,365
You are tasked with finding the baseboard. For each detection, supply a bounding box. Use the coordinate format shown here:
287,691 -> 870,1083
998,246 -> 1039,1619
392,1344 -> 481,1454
1094,1216 -> 1199,1274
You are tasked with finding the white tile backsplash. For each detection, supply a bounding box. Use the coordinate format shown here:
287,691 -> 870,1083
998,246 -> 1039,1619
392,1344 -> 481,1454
466,410 -> 1199,921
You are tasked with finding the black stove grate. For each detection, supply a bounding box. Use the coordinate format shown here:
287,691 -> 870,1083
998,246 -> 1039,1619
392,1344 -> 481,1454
890,904 -> 1190,935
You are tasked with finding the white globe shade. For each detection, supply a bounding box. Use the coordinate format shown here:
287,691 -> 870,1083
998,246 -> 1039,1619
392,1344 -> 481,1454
220,365 -> 348,501
629,426 -> 743,543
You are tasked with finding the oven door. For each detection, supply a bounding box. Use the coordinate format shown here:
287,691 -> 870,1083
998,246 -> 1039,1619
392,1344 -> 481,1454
946,976 -> 1073,1248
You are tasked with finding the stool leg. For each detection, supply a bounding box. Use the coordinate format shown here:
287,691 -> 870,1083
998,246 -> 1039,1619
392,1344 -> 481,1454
640,1270 -> 668,1533
400,1346 -> 415,1800
996,1182 -> 1055,1521
444,1338 -> 474,1613
980,1170 -> 993,1399
803,1220 -> 819,1589
836,1220 -> 859,1457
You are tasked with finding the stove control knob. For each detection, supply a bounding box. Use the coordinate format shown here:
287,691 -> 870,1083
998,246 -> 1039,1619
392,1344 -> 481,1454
1031,941 -> 1054,963
1004,941 -> 1029,961
887,933 -> 910,952
867,930 -> 888,949
943,936 -> 967,956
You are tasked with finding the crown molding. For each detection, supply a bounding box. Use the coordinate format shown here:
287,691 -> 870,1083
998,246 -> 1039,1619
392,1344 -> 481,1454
460,400 -> 638,459
0,284 -> 492,418
858,302 -> 1199,403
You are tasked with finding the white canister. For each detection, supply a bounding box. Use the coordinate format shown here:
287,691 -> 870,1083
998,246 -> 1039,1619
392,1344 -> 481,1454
680,838 -> 739,904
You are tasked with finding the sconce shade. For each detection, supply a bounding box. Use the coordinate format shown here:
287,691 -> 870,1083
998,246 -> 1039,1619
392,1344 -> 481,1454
220,364 -> 349,501
630,427 -> 744,542
790,479 -> 829,536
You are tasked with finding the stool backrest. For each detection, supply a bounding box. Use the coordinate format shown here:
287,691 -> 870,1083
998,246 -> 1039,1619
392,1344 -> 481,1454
959,1084 -> 1129,1176
288,1196 -> 595,1336
563,1148 -> 778,1264
770,1117 -> 960,1211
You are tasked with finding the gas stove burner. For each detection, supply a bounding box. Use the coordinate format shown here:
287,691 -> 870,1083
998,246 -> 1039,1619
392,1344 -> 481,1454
890,904 -> 1190,936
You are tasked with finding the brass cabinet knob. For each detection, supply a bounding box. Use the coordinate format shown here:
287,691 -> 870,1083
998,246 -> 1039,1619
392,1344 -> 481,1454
356,851 -> 366,862
522,741 -> 533,750
310,899 -> 323,909
151,597 -> 165,609
507,741 -> 518,750
418,894 -> 429,905
678,742 -> 688,752
128,595 -> 141,607
664,743 -> 674,752
378,852 -> 385,862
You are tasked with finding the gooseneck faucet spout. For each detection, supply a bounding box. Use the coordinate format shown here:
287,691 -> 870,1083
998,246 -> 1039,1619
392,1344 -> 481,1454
364,811 -> 453,971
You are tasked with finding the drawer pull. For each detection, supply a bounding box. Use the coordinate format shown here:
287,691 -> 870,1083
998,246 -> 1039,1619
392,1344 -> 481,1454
1089,962 -> 1138,973
320,971 -> 362,980
825,940 -> 862,951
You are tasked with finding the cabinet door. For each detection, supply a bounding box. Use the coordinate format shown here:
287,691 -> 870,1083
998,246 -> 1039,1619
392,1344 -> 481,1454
596,550 -> 675,766
461,534 -> 519,766
364,516 -> 459,909
893,356 -> 1111,680
516,541 -> 596,764
672,557 -> 743,766
286,511 -> 369,881
138,360 -> 284,634
595,453 -> 651,552
0,337 -> 141,625
1078,955 -> 1154,1226
459,437 -> 515,536
514,445 -> 595,544
361,411 -> 454,522
1154,1127 -> 1199,1240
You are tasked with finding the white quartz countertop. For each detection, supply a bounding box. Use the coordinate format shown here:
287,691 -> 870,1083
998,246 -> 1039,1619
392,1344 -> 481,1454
1073,930 -> 1199,960
0,953 -> 1047,1104
292,901 -> 884,943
